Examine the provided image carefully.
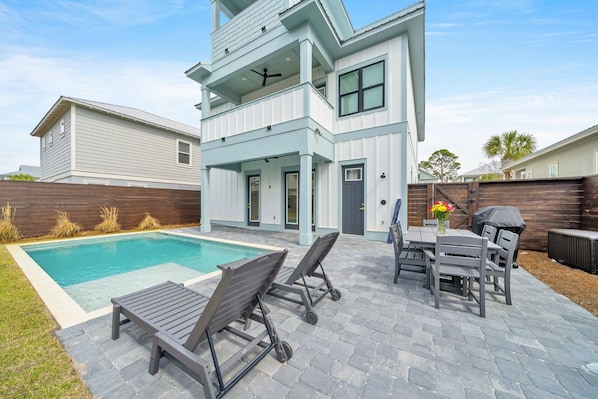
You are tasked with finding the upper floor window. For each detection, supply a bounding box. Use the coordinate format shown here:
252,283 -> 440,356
48,130 -> 53,146
177,139 -> 191,166
60,120 -> 65,136
549,163 -> 558,178
41,136 -> 46,150
339,60 -> 385,117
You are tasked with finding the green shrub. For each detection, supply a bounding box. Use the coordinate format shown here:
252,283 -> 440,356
94,206 -> 120,233
138,213 -> 161,230
49,211 -> 81,238
0,203 -> 21,243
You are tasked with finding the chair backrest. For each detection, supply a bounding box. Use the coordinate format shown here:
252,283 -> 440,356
481,224 -> 498,243
495,229 -> 519,269
423,218 -> 450,228
184,250 -> 288,351
389,222 -> 405,257
434,235 -> 488,275
285,231 -> 340,283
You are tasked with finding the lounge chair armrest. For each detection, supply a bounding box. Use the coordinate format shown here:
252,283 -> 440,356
152,332 -> 212,378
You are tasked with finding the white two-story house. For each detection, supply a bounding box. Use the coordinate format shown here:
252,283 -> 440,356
186,0 -> 425,244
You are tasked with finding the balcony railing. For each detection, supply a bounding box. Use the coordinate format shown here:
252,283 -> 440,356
202,83 -> 333,143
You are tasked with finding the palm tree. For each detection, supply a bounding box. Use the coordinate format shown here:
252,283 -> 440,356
483,130 -> 537,179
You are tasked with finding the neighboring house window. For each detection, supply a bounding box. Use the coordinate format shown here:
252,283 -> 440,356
520,171 -> 526,179
60,120 -> 65,136
177,139 -> 191,165
339,60 -> 385,117
549,163 -> 558,178
48,130 -> 53,146
527,170 -> 533,179
41,136 -> 46,150
595,151 -> 598,174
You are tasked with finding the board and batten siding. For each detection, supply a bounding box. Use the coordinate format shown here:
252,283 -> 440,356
40,110 -> 72,181
333,37 -> 405,135
73,107 -> 200,184
335,131 -> 406,233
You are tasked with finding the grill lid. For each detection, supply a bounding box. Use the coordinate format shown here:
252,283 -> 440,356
472,206 -> 526,234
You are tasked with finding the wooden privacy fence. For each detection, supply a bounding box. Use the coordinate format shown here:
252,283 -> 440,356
0,181 -> 201,238
408,176 -> 598,252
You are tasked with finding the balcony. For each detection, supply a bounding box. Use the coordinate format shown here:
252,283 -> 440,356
201,83 -> 333,143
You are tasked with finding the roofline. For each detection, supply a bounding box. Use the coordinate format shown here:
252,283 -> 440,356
504,124 -> 598,169
29,96 -> 200,139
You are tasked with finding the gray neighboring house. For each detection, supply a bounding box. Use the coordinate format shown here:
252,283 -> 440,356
29,96 -> 201,190
418,168 -> 438,183
505,124 -> 598,179
0,165 -> 40,180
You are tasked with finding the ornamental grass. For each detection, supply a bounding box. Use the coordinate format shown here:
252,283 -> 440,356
138,213 -> 161,230
0,203 -> 21,243
49,211 -> 81,238
94,206 -> 120,233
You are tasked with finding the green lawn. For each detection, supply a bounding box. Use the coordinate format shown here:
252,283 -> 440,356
0,245 -> 92,398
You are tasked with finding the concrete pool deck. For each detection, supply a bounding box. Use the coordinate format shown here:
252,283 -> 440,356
56,226 -> 598,398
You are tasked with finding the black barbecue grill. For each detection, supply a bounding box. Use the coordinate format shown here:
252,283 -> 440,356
472,206 -> 526,265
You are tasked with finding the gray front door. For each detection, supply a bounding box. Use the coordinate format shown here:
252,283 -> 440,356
342,164 -> 364,235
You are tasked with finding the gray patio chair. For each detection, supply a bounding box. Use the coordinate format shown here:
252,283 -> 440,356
484,229 -> 519,305
390,222 -> 427,283
423,218 -> 450,228
111,250 -> 292,399
481,224 -> 498,243
267,231 -> 341,325
423,235 -> 488,317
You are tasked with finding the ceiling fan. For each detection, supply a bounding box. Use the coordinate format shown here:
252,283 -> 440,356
251,68 -> 282,86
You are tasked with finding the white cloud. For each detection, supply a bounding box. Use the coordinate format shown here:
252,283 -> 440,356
0,50 -> 201,172
422,80 -> 598,174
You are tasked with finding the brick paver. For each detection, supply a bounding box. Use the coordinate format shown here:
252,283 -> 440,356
57,226 -> 598,398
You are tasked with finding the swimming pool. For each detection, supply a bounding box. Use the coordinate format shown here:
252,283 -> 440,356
8,230 -> 282,327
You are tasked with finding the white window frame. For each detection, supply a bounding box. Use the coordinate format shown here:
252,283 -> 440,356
519,171 -> 526,180
527,170 -> 533,179
176,139 -> 192,166
345,167 -> 363,181
60,119 -> 65,137
41,136 -> 46,150
48,130 -> 53,146
549,163 -> 558,178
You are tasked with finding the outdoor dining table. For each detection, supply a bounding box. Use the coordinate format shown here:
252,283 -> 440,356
406,226 -> 501,253
405,226 -> 501,290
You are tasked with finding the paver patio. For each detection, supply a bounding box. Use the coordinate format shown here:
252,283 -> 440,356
57,226 -> 598,398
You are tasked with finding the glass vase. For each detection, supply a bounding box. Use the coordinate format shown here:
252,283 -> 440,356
436,217 -> 447,234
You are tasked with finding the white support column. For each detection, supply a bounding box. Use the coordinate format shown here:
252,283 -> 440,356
300,39 -> 313,84
201,87 -> 211,119
211,0 -> 221,32
299,153 -> 313,245
200,166 -> 212,233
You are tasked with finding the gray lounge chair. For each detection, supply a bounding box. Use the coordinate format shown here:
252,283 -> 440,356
111,250 -> 292,399
267,231 -> 341,324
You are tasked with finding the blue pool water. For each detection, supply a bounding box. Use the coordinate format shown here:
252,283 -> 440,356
25,232 -> 268,286
22,232 -> 270,312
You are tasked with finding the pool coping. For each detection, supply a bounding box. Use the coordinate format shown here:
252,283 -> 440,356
7,229 -> 283,328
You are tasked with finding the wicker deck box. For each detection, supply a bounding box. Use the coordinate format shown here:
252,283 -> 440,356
548,229 -> 598,274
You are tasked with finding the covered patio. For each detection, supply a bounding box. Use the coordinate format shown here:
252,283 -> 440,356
57,226 -> 598,398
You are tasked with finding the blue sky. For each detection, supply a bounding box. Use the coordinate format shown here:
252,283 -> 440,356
1,0 -> 597,174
